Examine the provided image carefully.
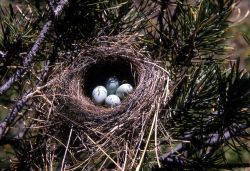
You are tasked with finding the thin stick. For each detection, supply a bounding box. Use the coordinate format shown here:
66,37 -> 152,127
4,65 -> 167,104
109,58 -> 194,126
160,124 -> 249,165
60,125 -> 73,171
122,142 -> 128,171
0,0 -> 70,94
0,0 -> 70,140
136,105 -> 158,171
155,103 -> 161,168
54,0 -> 69,16
0,82 -> 52,139
0,20 -> 52,94
85,133 -> 123,170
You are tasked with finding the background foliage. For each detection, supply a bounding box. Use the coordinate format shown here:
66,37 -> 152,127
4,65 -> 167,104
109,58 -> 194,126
0,0 -> 250,170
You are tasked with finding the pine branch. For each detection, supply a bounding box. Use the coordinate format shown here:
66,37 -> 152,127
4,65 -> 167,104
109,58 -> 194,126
145,0 -> 236,64
0,90 -> 31,139
0,0 -> 70,95
53,0 -> 69,16
0,20 -> 52,94
159,61 -> 250,169
160,123 -> 249,165
0,60 -> 53,140
0,0 -> 70,139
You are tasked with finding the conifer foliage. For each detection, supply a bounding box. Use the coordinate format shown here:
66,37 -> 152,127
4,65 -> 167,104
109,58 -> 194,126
0,0 -> 249,170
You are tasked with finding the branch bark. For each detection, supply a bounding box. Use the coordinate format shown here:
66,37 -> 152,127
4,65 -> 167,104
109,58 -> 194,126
0,63 -> 53,140
0,0 -> 70,139
0,0 -> 70,95
0,90 -> 31,139
0,21 -> 52,94
160,124 -> 250,168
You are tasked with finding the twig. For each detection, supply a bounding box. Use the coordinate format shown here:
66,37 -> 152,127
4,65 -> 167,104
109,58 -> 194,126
60,125 -> 73,171
122,143 -> 128,171
85,133 -> 123,170
155,103 -> 161,168
0,0 -> 70,140
0,90 -> 31,139
53,0 -> 69,16
0,0 -> 70,95
160,124 -> 250,167
0,20 -> 52,94
0,54 -> 53,140
136,105 -> 158,171
0,51 -> 7,61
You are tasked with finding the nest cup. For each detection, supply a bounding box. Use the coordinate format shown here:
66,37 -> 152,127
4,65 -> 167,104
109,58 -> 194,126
84,58 -> 138,98
41,37 -> 169,124
34,36 -> 170,168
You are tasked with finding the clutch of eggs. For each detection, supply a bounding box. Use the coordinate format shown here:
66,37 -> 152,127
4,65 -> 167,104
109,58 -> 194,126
91,76 -> 134,107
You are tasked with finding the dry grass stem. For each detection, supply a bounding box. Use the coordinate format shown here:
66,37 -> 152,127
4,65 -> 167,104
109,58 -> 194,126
33,35 -> 172,170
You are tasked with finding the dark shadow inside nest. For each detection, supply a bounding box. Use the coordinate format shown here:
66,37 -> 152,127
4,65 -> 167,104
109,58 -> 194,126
83,59 -> 139,98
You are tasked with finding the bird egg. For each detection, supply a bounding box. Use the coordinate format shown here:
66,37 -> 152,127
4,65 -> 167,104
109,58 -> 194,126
106,76 -> 119,95
105,95 -> 121,107
116,83 -> 133,99
92,86 -> 108,105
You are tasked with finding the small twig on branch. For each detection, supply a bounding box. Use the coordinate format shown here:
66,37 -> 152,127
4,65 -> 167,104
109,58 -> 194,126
54,0 -> 69,16
0,52 -> 54,140
0,0 -> 69,138
0,20 -> 52,95
160,124 -> 250,167
0,51 -> 7,61
0,90 -> 31,139
0,0 -> 70,95
60,125 -> 73,171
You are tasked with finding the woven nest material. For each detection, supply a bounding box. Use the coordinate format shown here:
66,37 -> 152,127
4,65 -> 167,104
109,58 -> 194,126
35,36 -> 171,169
44,37 -> 169,122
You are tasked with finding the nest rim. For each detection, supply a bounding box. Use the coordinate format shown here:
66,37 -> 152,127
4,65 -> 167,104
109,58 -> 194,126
39,36 -> 170,123
33,36 -> 171,170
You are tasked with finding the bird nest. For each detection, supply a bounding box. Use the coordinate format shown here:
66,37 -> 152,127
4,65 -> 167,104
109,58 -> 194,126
34,36 -> 171,169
